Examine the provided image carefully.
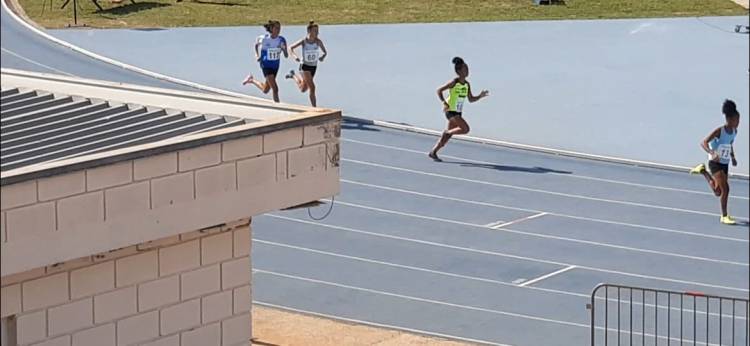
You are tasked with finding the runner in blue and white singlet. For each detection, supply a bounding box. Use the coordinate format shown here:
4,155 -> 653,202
690,99 -> 742,224
287,21 -> 328,107
241,20 -> 288,103
257,33 -> 286,75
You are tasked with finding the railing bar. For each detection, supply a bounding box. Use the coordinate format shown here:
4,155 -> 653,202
631,288 -> 634,346
619,287 -> 622,346
744,301 -> 748,346
732,299 -> 737,346
655,291 -> 659,346
706,297 -> 709,346
591,286 -> 597,346
719,298 -> 722,346
606,287 -> 609,346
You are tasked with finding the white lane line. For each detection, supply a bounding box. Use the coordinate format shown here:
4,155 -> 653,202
342,179 -> 749,243
256,238 -> 587,297
336,201 -> 750,267
254,269 -> 722,345
342,138 -> 750,201
343,158 -> 749,221
484,220 -> 506,228
333,200 -> 747,267
518,266 -> 577,287
491,212 -> 549,229
255,239 -> 746,320
266,214 -> 749,293
253,300 -> 508,346
1,47 -> 75,76
254,268 -> 589,329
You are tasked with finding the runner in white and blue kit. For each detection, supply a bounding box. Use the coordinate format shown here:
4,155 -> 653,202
242,20 -> 288,103
690,99 -> 741,225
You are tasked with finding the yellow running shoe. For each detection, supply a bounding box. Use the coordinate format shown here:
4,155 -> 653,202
690,163 -> 706,174
720,215 -> 736,225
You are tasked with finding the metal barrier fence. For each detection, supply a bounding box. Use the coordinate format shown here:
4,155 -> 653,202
589,283 -> 749,345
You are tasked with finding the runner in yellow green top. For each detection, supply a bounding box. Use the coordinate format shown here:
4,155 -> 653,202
429,57 -> 489,161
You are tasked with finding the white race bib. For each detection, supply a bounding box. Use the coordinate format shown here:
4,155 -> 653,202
267,48 -> 281,61
717,144 -> 732,160
455,99 -> 465,113
303,49 -> 319,63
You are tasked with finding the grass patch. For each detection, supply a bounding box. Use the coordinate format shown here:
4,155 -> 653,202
16,0 -> 747,29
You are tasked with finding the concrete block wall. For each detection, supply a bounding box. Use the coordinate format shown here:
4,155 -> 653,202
1,119 -> 341,276
0,221 -> 251,346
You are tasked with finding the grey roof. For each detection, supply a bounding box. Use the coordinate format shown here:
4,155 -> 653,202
1,87 -> 250,172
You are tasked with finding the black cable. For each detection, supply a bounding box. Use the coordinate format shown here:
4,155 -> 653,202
308,196 -> 335,220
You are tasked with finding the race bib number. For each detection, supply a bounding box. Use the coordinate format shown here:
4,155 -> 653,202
718,144 -> 732,160
267,48 -> 281,61
304,49 -> 319,63
455,99 -> 465,113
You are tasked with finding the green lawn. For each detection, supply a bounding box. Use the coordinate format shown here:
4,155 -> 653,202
16,0 -> 747,29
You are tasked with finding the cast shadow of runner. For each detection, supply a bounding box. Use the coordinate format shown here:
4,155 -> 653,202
441,160 -> 572,174
341,119 -> 381,132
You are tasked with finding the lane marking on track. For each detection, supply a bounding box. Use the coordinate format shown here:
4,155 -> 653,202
266,214 -> 750,293
491,212 -> 549,229
342,159 -> 749,220
1,47 -> 75,76
343,138 -> 750,201
342,180 -> 749,243
518,266 -> 577,287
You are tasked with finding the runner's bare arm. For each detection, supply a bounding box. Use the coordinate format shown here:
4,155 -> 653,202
437,80 -> 455,108
318,39 -> 328,61
467,82 -> 489,102
289,39 -> 304,62
701,127 -> 722,158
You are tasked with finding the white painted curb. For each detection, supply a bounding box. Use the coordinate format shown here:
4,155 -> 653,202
4,1 -> 747,180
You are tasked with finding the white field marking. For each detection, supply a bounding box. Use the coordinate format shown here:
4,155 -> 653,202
253,300 -> 509,346
517,266 -> 577,287
342,138 -> 750,201
343,158 -> 750,221
342,179 -> 749,243
266,214 -> 750,293
630,22 -> 654,35
255,239 -> 747,320
254,269 -> 723,346
332,200 -> 748,267
484,220 -> 505,228
491,212 -> 549,229
1,48 -> 75,76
